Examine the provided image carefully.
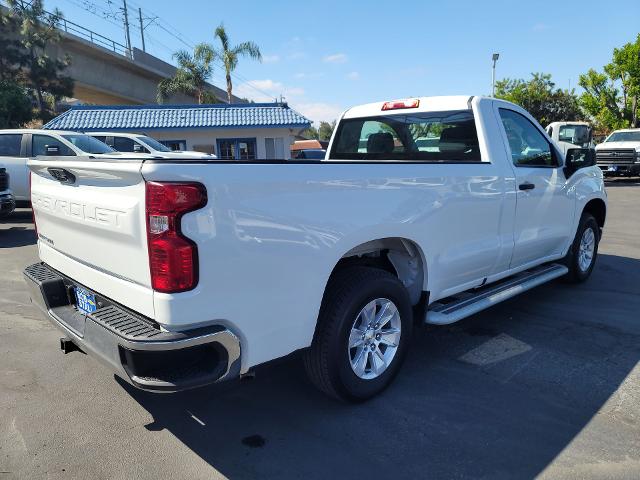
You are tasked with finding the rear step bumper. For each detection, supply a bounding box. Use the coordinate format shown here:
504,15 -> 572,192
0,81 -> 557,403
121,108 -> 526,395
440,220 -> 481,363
23,262 -> 241,392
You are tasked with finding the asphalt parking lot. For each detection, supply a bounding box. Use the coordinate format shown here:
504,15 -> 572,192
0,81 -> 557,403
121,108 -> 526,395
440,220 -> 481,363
1,179 -> 639,480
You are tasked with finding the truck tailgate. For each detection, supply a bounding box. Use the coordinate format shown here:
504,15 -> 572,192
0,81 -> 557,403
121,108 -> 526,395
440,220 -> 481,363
29,158 -> 155,318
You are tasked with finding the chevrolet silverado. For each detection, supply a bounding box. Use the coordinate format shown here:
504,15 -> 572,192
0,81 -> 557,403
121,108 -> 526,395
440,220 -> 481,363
24,96 -> 606,401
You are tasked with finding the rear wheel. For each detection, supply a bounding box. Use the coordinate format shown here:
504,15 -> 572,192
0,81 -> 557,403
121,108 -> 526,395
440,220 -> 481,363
304,267 -> 413,402
563,212 -> 600,283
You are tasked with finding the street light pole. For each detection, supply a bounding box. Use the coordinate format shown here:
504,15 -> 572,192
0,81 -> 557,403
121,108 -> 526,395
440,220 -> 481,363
492,53 -> 500,97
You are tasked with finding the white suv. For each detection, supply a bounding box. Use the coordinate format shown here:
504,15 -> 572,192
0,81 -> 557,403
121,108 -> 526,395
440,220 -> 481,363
87,132 -> 216,159
0,129 -> 155,204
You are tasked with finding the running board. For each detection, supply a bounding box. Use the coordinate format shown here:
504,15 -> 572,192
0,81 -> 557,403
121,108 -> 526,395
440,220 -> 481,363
425,263 -> 568,325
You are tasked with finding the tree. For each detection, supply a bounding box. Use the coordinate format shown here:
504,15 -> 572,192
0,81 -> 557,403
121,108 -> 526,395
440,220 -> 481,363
579,34 -> 640,130
213,23 -> 261,104
0,7 -> 28,82
301,125 -> 319,140
0,81 -> 33,128
157,43 -> 220,104
5,0 -> 74,121
318,120 -> 336,141
495,73 -> 582,126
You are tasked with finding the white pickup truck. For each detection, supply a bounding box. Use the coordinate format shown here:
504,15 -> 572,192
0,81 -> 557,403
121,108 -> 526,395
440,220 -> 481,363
595,128 -> 640,177
24,96 -> 607,401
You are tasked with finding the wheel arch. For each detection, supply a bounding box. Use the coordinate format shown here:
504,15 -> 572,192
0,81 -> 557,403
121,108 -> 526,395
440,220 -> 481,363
583,198 -> 606,231
325,237 -> 428,307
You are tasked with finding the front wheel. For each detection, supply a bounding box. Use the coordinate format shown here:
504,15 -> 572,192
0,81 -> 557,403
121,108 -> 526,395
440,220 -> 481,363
563,212 -> 600,283
303,267 -> 413,402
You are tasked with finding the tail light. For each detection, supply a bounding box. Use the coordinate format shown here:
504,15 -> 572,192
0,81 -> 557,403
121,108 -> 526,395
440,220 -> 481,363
145,182 -> 207,293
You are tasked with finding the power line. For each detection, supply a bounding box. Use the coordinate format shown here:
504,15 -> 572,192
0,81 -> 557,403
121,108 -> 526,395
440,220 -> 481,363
56,0 -> 278,101
106,0 -> 276,100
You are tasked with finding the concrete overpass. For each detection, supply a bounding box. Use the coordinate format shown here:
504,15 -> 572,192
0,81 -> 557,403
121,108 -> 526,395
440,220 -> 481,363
42,13 -> 240,105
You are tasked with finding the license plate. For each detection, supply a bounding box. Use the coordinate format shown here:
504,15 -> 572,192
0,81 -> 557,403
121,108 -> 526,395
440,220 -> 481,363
608,165 -> 618,172
75,287 -> 97,315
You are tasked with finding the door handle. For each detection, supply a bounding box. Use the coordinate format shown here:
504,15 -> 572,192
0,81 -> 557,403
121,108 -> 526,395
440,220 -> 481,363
518,182 -> 535,191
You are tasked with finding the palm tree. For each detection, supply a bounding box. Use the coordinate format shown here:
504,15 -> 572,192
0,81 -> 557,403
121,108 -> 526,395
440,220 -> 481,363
213,23 -> 262,104
157,43 -> 219,104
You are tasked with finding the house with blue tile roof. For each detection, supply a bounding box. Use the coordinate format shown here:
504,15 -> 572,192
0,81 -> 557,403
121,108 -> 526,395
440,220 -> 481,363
44,103 -> 312,160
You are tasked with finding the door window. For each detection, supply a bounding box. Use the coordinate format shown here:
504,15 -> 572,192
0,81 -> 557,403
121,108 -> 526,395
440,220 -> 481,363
498,109 -> 556,167
113,136 -> 147,152
160,140 -> 187,151
32,135 -> 75,156
0,134 -> 22,156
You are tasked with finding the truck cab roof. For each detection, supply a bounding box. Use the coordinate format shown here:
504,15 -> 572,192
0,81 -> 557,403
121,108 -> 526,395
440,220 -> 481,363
342,96 -> 478,119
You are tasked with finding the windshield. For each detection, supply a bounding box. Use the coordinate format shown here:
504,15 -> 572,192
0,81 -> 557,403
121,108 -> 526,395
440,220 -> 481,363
137,136 -> 171,152
62,134 -> 115,154
558,125 -> 591,147
606,131 -> 640,143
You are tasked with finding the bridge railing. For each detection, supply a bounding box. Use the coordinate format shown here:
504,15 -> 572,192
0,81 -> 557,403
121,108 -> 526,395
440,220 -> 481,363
2,1 -> 131,58
49,12 -> 130,58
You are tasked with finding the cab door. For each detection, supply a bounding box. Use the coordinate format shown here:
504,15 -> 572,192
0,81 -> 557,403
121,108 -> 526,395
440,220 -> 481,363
496,107 -> 574,268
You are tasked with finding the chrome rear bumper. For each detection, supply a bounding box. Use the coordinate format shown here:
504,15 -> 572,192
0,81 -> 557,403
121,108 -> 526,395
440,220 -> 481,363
23,262 -> 241,392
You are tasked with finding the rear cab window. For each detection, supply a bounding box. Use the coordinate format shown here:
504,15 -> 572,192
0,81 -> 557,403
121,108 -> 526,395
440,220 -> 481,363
329,110 -> 481,162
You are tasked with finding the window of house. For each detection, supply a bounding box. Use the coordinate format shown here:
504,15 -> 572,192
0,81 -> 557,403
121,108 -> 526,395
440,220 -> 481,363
329,110 -> 481,161
0,134 -> 22,157
265,137 -> 285,159
498,109 -> 557,167
217,138 -> 257,160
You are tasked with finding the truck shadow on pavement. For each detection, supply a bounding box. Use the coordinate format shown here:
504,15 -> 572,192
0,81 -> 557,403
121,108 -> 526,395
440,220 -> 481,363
118,253 -> 640,480
0,209 -> 36,248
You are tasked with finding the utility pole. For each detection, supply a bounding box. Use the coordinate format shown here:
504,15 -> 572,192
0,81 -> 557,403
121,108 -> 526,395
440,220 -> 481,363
138,7 -> 146,52
122,0 -> 132,58
491,53 -> 500,97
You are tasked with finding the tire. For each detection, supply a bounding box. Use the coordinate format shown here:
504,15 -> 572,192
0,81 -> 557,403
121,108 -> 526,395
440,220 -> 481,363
563,212 -> 600,283
303,266 -> 413,402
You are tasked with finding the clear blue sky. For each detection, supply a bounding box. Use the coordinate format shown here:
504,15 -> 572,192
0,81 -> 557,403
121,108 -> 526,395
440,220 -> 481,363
44,0 -> 640,124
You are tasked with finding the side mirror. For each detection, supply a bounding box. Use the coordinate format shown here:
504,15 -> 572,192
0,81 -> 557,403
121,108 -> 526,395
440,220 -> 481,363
45,145 -> 60,156
564,147 -> 596,177
133,143 -> 143,153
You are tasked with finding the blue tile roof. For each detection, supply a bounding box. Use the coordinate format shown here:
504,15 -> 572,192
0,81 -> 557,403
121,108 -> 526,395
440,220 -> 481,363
44,103 -> 311,131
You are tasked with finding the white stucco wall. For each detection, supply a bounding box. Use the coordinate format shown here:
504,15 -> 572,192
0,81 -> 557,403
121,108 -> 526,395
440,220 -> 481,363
140,127 -> 301,159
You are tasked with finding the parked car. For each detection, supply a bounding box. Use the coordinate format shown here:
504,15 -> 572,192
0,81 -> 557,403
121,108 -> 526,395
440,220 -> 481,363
294,148 -> 326,160
545,121 -> 593,155
0,129 -> 159,205
87,132 -> 216,159
24,95 -> 606,402
0,163 -> 15,218
595,128 -> 640,176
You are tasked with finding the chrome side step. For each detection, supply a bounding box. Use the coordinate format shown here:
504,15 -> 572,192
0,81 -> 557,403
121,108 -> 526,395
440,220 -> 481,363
425,263 -> 568,325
